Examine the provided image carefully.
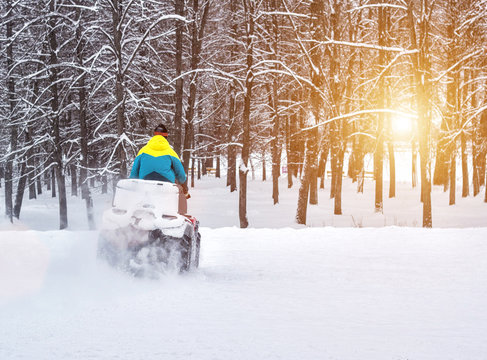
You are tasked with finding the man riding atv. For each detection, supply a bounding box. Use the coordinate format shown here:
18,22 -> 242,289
129,124 -> 190,214
97,124 -> 200,275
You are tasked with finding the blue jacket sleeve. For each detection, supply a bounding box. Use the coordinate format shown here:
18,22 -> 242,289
171,156 -> 187,184
129,156 -> 141,179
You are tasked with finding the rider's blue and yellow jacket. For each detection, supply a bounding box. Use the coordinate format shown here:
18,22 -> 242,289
129,135 -> 186,184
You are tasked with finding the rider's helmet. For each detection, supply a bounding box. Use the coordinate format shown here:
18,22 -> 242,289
154,124 -> 168,138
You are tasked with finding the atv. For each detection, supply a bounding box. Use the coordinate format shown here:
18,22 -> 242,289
97,178 -> 200,276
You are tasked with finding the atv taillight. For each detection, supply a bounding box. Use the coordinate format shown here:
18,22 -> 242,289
183,215 -> 197,226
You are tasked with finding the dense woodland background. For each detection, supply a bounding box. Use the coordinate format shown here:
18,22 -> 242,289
1,0 -> 486,229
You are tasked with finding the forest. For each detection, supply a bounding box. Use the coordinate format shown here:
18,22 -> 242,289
1,0 -> 486,229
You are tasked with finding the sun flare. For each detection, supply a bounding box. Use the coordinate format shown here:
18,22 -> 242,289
390,113 -> 413,138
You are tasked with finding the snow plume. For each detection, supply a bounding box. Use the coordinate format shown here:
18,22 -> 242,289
128,237 -> 187,278
0,232 -> 49,304
98,226 -> 187,279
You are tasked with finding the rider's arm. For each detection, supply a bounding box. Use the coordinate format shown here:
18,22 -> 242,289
171,156 -> 187,184
129,156 -> 141,179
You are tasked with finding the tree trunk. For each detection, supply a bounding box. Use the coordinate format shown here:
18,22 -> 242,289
226,0 -> 239,192
239,0 -> 255,228
411,66 -> 419,190
334,149 -> 345,215
333,1 -> 354,214
191,155 -> 195,187
472,145 -> 480,196
375,2 -> 386,213
183,120 -> 194,174
287,96 -> 299,189
296,128 -> 318,224
112,0 -> 127,178
202,159 -> 207,176
227,145 -> 237,191
27,136 -> 36,200
445,4 -> 458,205
472,83 -> 485,196
386,80 -> 395,198
13,162 -> 27,219
309,161 -> 318,205
433,117 -> 449,187
433,2 -> 456,189
46,170 -> 51,191
75,3 -> 95,229
71,164 -> 78,197
328,1 -> 343,210
388,140 -> 396,198
4,0 -> 17,222
36,168 -> 42,195
472,84 -> 480,196
271,112 -> 280,204
102,175 -> 108,194
51,167 -> 56,198
55,164 -> 68,229
330,154 -> 337,199
216,154 -> 221,178
485,165 -> 487,203
48,0 -> 68,229
374,117 -> 384,211
287,120 -> 293,189
297,0 -> 326,221
269,0 -> 280,204
296,152 -> 311,224
183,1 -> 209,172
449,152 -> 456,205
27,57 -> 44,201
318,146 -> 328,189
90,157 -> 95,188
28,173 -> 36,200
173,0 -> 184,156
407,0 -> 432,227
357,166 -> 364,193
461,70 -> 469,197
348,140 -> 356,180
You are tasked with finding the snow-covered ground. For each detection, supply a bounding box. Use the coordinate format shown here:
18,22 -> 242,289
1,176 -> 487,359
1,227 -> 487,359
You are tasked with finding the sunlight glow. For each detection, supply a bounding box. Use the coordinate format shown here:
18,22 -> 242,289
390,113 -> 413,138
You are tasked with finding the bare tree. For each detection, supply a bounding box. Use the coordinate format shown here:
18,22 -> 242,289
239,0 -> 255,228
407,0 -> 433,227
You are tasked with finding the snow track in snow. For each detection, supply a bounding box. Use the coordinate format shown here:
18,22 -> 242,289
1,227 -> 487,359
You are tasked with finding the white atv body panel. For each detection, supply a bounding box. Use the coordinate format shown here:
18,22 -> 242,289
102,179 -> 186,238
